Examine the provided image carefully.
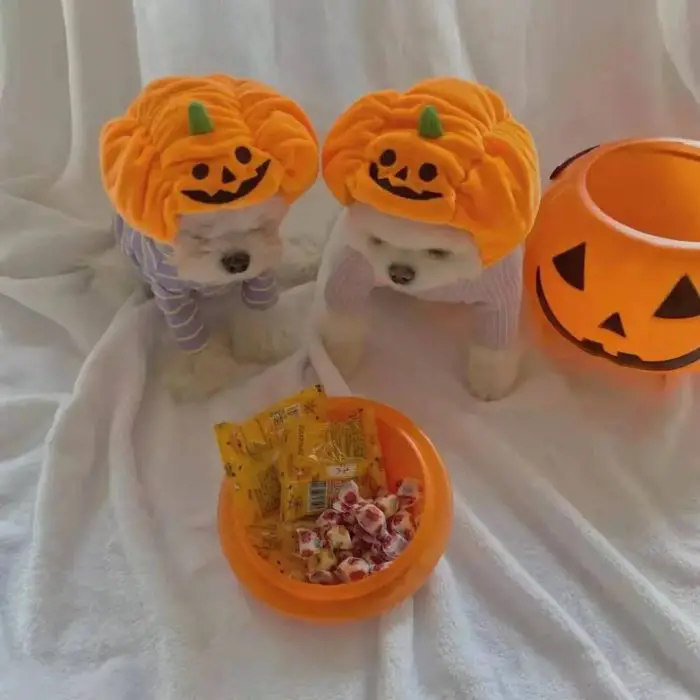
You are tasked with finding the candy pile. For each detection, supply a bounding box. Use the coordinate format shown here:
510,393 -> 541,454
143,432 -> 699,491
296,477 -> 421,584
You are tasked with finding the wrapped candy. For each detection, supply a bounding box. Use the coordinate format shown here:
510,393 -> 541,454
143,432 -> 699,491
279,409 -> 385,522
310,547 -> 338,572
325,524 -> 353,551
389,510 -> 416,541
307,570 -> 336,585
355,503 -> 387,537
340,510 -> 358,528
375,493 -> 400,518
334,480 -> 362,511
296,528 -> 322,558
296,478 -> 422,584
315,509 -> 341,532
336,557 -> 373,583
214,386 -> 328,522
396,478 -> 421,508
381,531 -> 408,560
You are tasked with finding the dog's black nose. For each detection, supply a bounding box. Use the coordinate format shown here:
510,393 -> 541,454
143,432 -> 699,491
221,251 -> 250,274
388,263 -> 415,285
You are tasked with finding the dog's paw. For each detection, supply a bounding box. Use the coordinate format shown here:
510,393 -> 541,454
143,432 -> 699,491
162,337 -> 243,401
463,343 -> 520,401
318,312 -> 368,377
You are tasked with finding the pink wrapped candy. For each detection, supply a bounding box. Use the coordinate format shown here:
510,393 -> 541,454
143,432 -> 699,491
389,510 -> 416,541
295,478 -> 422,584
336,556 -> 373,582
297,528 -> 322,558
340,510 -> 357,528
315,509 -> 341,532
333,481 -> 361,512
375,493 -> 400,518
381,531 -> 409,560
355,503 -> 387,537
396,478 -> 421,507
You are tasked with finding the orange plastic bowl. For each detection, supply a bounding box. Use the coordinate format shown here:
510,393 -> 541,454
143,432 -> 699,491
217,396 -> 452,623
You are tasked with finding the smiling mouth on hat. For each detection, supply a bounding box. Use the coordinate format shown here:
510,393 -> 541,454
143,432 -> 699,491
368,163 -> 442,201
182,160 -> 271,205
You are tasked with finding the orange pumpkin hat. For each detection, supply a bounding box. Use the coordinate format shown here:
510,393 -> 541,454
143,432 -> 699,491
100,74 -> 319,242
322,77 -> 540,266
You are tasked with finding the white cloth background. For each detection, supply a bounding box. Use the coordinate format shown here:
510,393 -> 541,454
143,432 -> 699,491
2,1 -> 700,699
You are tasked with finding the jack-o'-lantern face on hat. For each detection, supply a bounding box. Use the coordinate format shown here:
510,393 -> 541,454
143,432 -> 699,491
321,78 -> 541,267
524,139 -> 700,374
363,107 -> 460,215
100,74 -> 319,242
177,103 -> 275,206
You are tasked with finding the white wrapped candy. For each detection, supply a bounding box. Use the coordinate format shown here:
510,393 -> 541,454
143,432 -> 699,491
336,556 -> 373,582
297,528 -> 322,558
325,524 -> 353,551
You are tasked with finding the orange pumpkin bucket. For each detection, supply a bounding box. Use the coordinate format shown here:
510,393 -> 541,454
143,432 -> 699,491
524,138 -> 700,376
217,396 -> 452,623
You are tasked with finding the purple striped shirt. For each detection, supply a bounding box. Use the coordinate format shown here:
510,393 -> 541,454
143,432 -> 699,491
324,245 -> 523,349
114,216 -> 278,353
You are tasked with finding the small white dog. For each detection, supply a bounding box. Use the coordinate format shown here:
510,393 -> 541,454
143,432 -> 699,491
97,75 -> 323,400
316,204 -> 523,400
113,198 -> 291,400
315,78 -> 540,400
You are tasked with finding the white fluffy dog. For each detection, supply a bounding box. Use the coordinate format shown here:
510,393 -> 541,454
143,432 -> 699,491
314,79 -> 540,400
108,197 -> 304,400
315,204 -> 523,400
96,75 -> 323,400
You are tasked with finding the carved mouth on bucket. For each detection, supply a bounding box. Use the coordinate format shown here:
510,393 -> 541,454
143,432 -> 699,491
535,268 -> 700,371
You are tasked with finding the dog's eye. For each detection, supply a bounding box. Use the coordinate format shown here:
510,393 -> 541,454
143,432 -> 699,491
369,235 -> 383,246
427,248 -> 451,260
183,230 -> 208,242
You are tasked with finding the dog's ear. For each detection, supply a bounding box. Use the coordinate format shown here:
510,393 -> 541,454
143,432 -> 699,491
549,145 -> 599,180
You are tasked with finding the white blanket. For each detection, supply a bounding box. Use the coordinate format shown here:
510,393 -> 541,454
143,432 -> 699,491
3,0 -> 700,697
2,192 -> 700,698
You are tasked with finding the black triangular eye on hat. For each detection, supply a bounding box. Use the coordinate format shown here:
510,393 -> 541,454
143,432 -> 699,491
549,146 -> 599,180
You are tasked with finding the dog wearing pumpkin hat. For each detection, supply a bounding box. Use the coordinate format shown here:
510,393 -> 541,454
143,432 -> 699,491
98,74 -> 319,399
315,78 -> 540,400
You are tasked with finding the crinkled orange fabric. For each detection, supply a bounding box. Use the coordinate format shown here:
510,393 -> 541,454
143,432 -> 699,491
100,74 -> 319,242
322,77 -> 540,266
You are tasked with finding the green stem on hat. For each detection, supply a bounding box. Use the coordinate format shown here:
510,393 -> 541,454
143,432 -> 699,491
188,101 -> 215,135
418,105 -> 443,139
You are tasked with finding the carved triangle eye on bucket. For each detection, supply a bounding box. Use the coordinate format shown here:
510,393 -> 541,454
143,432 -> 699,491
552,242 -> 586,290
654,275 -> 700,319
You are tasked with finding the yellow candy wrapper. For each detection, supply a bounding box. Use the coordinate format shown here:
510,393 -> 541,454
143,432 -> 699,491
216,384 -> 326,461
278,407 -> 386,522
244,516 -> 314,580
214,385 -> 327,522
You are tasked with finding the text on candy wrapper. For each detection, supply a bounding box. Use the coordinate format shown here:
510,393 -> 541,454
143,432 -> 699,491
327,464 -> 358,478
